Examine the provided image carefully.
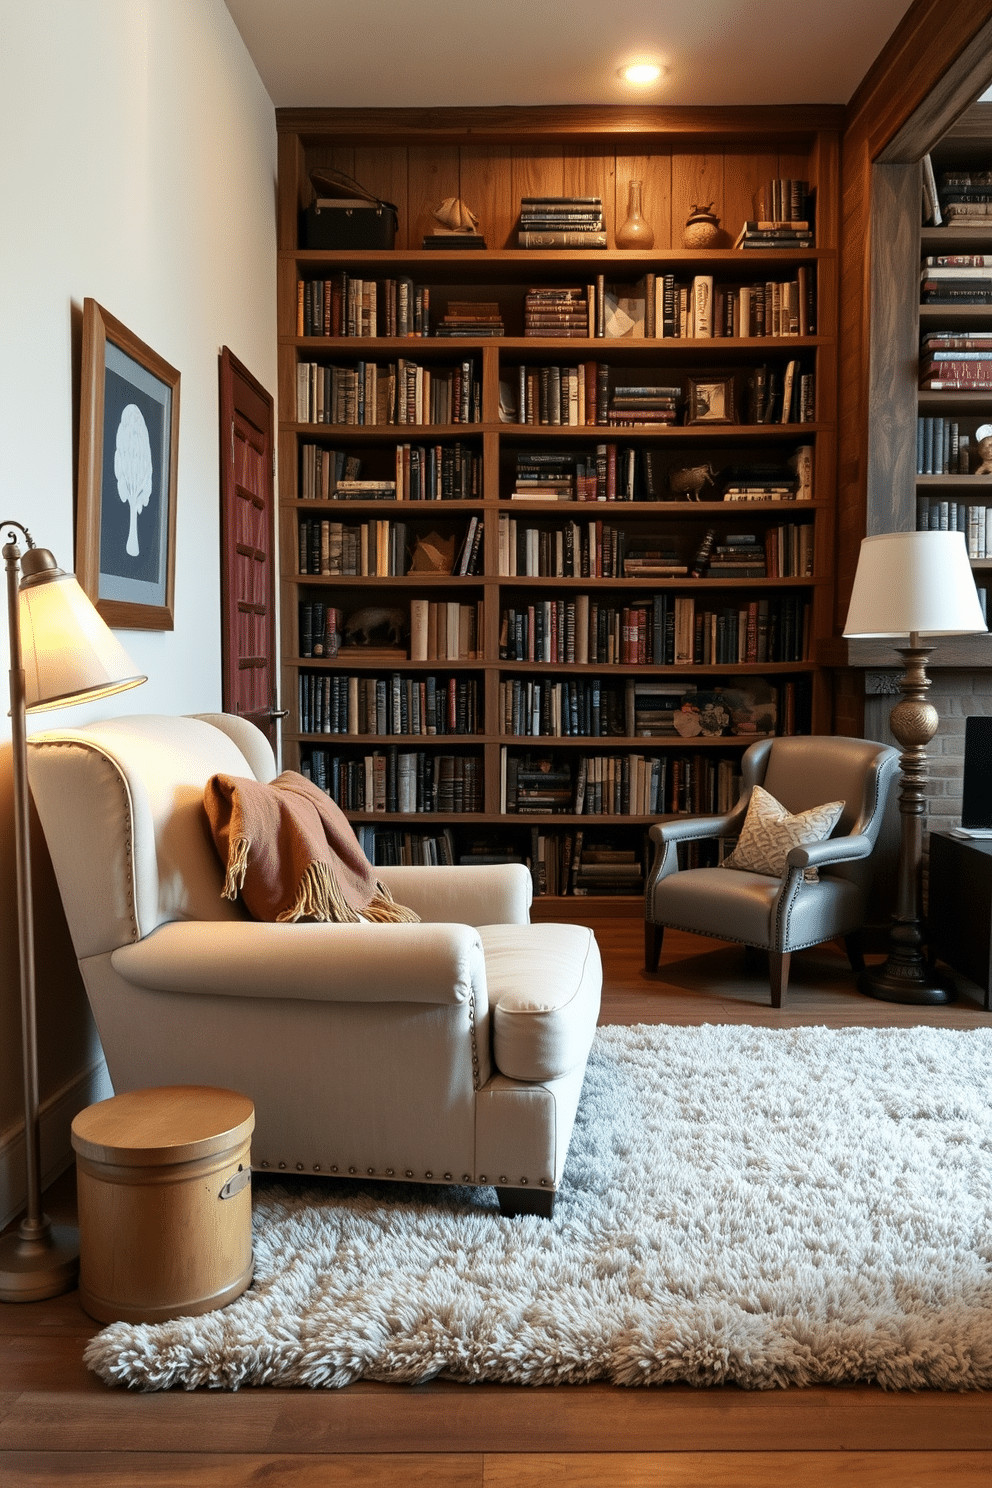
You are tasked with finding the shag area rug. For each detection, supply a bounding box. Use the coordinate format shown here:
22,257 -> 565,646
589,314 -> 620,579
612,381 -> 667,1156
84,1024 -> 992,1392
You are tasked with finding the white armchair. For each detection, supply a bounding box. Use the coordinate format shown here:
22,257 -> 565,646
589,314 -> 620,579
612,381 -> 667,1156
28,713 -> 602,1217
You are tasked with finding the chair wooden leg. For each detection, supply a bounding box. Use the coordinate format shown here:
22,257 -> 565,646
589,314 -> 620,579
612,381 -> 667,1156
768,950 -> 791,1008
496,1186 -> 555,1219
844,931 -> 866,974
644,920 -> 665,972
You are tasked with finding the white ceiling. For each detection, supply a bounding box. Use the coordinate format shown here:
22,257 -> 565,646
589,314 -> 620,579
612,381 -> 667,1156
223,0 -> 918,110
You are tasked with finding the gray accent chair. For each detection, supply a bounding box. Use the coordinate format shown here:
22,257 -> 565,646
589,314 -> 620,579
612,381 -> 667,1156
644,735 -> 901,1005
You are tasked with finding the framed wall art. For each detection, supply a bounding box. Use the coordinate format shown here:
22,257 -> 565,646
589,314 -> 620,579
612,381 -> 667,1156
76,299 -> 180,629
686,375 -> 735,425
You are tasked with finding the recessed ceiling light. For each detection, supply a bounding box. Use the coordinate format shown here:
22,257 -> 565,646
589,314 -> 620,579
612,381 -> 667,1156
619,63 -> 665,86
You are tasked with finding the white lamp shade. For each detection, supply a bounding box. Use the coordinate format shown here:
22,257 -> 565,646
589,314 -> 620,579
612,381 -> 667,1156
843,530 -> 988,638
19,572 -> 146,711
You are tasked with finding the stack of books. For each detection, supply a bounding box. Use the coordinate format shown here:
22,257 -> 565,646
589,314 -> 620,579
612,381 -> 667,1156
511,451 -> 577,501
523,286 -> 593,337
621,543 -> 687,578
706,534 -> 767,577
434,300 -> 505,337
723,466 -> 797,502
920,330 -> 992,390
939,172 -> 992,228
624,680 -> 689,736
607,384 -> 681,425
920,258 -> 992,306
735,178 -> 812,249
571,847 -> 644,896
518,197 -> 606,249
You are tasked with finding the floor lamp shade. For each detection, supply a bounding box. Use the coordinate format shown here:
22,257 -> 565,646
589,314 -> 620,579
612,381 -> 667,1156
843,530 -> 987,640
0,524 -> 145,1303
20,568 -> 146,710
842,529 -> 985,1005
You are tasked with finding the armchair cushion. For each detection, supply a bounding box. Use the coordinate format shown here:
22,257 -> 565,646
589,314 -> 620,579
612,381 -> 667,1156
721,785 -> 844,881
204,771 -> 418,925
480,923 -> 602,1083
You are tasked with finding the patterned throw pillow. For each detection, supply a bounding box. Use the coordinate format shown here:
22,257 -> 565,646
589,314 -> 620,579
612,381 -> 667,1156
721,785 -> 844,880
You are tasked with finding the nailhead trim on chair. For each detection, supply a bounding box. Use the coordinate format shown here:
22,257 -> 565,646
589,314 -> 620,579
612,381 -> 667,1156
254,1161 -> 552,1189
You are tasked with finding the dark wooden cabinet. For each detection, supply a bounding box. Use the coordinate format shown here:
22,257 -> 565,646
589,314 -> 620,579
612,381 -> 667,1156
928,827 -> 992,1007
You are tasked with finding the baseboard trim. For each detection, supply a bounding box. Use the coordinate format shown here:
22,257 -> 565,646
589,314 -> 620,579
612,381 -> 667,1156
0,1059 -> 113,1230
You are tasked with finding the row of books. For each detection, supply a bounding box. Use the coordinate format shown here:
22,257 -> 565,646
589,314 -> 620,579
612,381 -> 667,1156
498,594 -> 810,667
916,498 -> 992,556
916,418 -> 974,475
298,672 -> 481,737
501,745 -> 758,818
517,196 -> 605,250
409,599 -> 484,661
296,275 -> 430,338
297,518 -> 411,577
301,749 -> 484,814
355,825 -> 458,867
298,516 -> 484,578
496,515 -> 812,579
502,360 -> 815,428
299,441 -> 483,501
296,270 -> 817,340
496,675 -> 793,741
651,270 -> 816,338
295,358 -> 481,425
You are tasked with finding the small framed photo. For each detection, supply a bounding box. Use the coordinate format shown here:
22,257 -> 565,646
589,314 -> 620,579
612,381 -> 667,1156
76,299 -> 180,629
687,375 -> 735,425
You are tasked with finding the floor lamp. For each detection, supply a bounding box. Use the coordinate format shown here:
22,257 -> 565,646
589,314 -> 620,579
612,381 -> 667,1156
0,521 -> 145,1302
843,530 -> 987,1005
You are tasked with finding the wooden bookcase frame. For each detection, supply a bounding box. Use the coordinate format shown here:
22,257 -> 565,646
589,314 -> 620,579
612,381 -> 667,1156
275,106 -> 842,904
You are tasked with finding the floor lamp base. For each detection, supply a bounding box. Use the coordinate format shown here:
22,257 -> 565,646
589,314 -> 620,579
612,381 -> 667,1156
857,961 -> 956,1006
0,1220 -> 78,1303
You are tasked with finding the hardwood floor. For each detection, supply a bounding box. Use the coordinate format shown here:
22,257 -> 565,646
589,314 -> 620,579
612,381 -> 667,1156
2,917 -> 991,1487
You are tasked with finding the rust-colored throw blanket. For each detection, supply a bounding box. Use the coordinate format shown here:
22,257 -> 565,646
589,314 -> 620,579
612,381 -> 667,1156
204,771 -> 420,924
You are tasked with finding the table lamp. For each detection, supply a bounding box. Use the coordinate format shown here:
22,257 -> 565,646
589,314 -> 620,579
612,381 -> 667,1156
843,529 -> 987,1004
0,520 -> 145,1301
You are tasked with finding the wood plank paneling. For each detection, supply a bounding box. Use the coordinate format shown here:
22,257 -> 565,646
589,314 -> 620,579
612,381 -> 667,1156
613,154 -> 668,249
510,147 -> 565,211
670,153 -> 723,249
407,147 -> 461,251
458,147 -> 514,250
722,152 -> 776,248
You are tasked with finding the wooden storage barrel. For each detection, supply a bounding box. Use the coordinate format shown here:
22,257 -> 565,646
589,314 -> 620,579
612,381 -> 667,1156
71,1085 -> 254,1324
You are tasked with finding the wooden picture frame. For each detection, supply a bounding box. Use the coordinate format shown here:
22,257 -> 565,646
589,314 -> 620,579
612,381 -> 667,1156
686,375 -> 735,425
77,299 -> 180,629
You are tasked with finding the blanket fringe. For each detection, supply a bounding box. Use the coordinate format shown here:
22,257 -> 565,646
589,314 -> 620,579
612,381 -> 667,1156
365,881 -> 421,923
222,836 -> 251,901
274,865 -> 421,924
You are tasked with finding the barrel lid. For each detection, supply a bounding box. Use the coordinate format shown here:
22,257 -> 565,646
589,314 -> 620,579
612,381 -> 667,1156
71,1086 -> 255,1165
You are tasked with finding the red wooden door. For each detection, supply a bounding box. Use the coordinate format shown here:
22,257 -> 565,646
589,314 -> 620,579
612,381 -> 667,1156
218,348 -> 281,745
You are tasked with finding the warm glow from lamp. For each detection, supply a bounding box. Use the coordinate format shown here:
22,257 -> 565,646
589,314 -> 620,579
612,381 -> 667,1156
19,569 -> 146,711
618,63 -> 664,85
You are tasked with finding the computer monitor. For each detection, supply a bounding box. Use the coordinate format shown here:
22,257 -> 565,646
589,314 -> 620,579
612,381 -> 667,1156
961,715 -> 992,829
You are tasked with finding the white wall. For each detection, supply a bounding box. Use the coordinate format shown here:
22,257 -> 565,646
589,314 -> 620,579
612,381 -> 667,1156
0,0 -> 277,1224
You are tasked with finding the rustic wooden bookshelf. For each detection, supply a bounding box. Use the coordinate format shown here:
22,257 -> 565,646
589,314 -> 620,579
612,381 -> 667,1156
275,106 -> 841,903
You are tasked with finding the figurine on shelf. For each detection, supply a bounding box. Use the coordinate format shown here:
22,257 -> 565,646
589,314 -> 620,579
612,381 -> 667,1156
423,197 -> 487,249
670,462 -> 716,500
682,203 -> 721,248
975,424 -> 992,475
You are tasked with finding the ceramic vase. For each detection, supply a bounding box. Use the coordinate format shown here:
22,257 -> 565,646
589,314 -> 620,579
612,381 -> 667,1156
616,179 -> 654,249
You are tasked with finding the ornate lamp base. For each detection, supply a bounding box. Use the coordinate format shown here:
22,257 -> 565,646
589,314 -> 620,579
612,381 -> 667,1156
858,961 -> 955,1006
866,637 -> 956,1007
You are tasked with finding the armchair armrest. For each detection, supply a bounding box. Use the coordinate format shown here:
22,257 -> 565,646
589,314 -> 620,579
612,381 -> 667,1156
111,919 -> 486,1007
374,862 -> 532,925
786,833 -> 874,871
649,811 -> 740,846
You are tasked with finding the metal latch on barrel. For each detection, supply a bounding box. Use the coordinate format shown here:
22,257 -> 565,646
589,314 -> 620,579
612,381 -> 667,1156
219,1166 -> 251,1200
